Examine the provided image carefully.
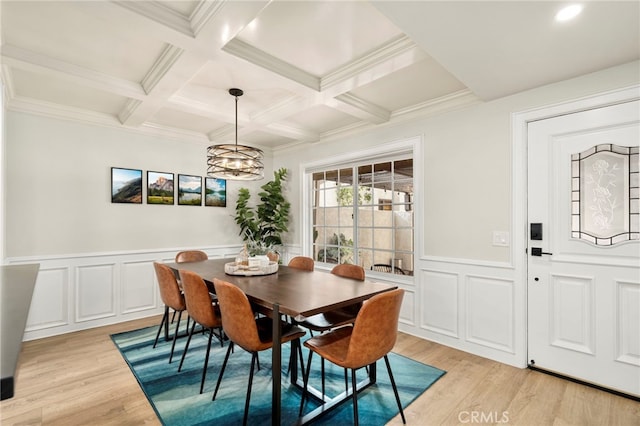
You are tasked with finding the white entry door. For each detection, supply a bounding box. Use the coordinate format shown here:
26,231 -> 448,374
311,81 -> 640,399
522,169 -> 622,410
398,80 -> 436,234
527,99 -> 640,397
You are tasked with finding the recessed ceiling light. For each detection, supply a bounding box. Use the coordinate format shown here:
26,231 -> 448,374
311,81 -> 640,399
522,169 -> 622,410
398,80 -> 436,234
555,4 -> 583,22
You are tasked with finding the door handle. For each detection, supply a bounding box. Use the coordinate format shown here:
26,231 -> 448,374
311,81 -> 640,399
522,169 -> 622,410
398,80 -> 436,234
530,247 -> 553,256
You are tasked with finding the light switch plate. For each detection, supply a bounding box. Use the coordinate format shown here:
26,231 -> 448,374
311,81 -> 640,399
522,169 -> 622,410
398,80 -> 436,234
492,231 -> 509,247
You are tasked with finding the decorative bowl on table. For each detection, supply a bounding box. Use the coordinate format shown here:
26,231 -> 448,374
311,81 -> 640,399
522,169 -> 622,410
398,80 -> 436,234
224,260 -> 279,276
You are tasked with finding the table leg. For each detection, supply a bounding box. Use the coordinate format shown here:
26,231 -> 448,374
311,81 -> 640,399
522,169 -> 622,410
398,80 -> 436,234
272,303 -> 281,425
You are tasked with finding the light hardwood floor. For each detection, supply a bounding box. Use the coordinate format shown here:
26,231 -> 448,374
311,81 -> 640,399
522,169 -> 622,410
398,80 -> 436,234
1,316 -> 638,425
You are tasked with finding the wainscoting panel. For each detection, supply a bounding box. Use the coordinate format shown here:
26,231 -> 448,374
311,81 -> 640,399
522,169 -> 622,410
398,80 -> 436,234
76,263 -> 117,322
466,274 -> 515,353
399,286 -> 416,326
9,245 -> 243,341
409,256 -> 524,368
121,260 -> 157,314
24,267 -> 69,332
421,269 -> 459,338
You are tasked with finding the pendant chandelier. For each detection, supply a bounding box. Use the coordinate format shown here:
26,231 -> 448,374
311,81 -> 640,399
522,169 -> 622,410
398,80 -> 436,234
207,88 -> 264,180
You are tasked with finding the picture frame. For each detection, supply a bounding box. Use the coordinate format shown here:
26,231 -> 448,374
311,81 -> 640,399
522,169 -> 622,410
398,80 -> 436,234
111,167 -> 142,204
147,171 -> 174,205
205,177 -> 226,207
178,174 -> 202,206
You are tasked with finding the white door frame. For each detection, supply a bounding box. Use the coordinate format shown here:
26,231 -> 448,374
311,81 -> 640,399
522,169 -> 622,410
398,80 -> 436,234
512,85 -> 640,367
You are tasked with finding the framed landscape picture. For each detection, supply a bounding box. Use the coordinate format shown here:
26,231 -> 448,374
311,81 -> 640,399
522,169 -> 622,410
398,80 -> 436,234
178,174 -> 202,206
111,167 -> 142,204
205,177 -> 226,207
147,171 -> 174,205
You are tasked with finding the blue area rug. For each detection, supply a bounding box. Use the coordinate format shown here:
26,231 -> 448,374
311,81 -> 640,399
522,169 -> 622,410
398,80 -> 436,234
111,324 -> 445,425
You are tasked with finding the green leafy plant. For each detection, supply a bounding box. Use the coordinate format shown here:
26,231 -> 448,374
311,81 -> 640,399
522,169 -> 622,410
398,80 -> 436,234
317,232 -> 353,264
234,168 -> 291,254
336,186 -> 372,206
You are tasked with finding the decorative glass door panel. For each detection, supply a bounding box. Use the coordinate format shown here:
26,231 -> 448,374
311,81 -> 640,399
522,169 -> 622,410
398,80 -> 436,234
571,144 -> 639,245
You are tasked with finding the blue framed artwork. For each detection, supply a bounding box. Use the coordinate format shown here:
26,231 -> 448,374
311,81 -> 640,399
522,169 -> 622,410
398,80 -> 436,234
178,174 -> 202,206
205,177 -> 226,207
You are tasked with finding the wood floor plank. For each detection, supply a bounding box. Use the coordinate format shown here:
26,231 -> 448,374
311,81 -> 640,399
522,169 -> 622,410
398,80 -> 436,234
1,316 -> 638,426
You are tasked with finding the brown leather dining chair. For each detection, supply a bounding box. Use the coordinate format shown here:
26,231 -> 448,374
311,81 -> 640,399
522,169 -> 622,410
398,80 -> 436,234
288,256 -> 315,271
296,263 -> 366,396
175,250 -> 208,263
298,263 -> 365,332
299,288 -> 406,425
177,269 -> 224,394
152,262 -> 188,364
211,278 -> 306,426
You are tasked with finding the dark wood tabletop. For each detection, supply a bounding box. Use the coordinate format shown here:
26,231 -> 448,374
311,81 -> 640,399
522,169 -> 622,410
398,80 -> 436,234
164,258 -> 397,319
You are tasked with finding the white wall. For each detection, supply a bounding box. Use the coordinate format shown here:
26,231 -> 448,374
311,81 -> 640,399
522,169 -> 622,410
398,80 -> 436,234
275,61 -> 640,262
4,114 -> 272,257
4,61 -> 638,362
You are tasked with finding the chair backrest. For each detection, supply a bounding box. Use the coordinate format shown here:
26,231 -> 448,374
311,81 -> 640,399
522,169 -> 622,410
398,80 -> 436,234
213,278 -> 263,352
175,250 -> 208,263
153,262 -> 186,311
179,269 -> 221,328
331,264 -> 365,281
288,256 -> 314,271
371,264 -> 393,273
344,288 -> 404,369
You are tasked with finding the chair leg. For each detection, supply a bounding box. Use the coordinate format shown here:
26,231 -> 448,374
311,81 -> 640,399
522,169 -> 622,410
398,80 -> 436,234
243,352 -> 257,426
344,368 -> 349,392
199,328 -> 214,394
351,368 -> 359,426
384,355 -> 406,424
321,358 -> 325,398
213,342 -> 234,401
168,310 -> 183,363
153,306 -> 169,348
299,350 -> 314,416
178,321 -> 197,372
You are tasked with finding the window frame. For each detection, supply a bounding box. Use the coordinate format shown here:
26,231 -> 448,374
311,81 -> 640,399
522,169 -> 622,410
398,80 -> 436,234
300,136 -> 421,278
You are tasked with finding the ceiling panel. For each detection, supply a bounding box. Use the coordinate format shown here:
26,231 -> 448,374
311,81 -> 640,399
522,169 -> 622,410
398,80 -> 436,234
235,1 -> 402,77
2,1 -> 166,83
1,0 -> 637,154
11,69 -> 128,115
350,58 -> 467,112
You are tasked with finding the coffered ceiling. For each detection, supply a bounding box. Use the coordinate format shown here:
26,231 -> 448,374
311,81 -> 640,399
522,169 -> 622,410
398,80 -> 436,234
1,1 -> 638,151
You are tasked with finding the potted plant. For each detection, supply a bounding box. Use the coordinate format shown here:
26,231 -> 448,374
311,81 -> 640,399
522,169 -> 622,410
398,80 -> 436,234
234,168 -> 291,261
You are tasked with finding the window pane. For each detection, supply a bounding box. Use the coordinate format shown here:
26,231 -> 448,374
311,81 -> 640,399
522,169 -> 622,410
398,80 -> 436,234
321,206 -> 339,227
396,228 -> 413,252
307,154 -> 413,273
358,227 -> 373,249
373,228 -> 393,248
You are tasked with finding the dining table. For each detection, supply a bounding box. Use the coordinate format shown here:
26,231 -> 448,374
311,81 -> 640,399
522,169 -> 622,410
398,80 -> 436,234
164,257 -> 398,425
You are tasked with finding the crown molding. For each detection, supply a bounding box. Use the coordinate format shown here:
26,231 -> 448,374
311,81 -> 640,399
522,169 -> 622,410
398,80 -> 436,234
331,93 -> 391,124
112,0 -> 194,38
391,89 -> 480,119
190,0 -> 226,36
141,45 -> 184,94
321,34 -> 419,92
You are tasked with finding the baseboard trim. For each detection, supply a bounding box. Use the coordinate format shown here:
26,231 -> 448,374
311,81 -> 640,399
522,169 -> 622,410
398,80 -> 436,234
527,365 -> 640,402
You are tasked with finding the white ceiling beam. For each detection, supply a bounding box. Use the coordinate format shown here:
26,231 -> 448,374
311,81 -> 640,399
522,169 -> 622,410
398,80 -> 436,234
113,0 -> 271,127
222,38 -> 320,91
329,93 -> 390,124
111,0 -> 195,37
